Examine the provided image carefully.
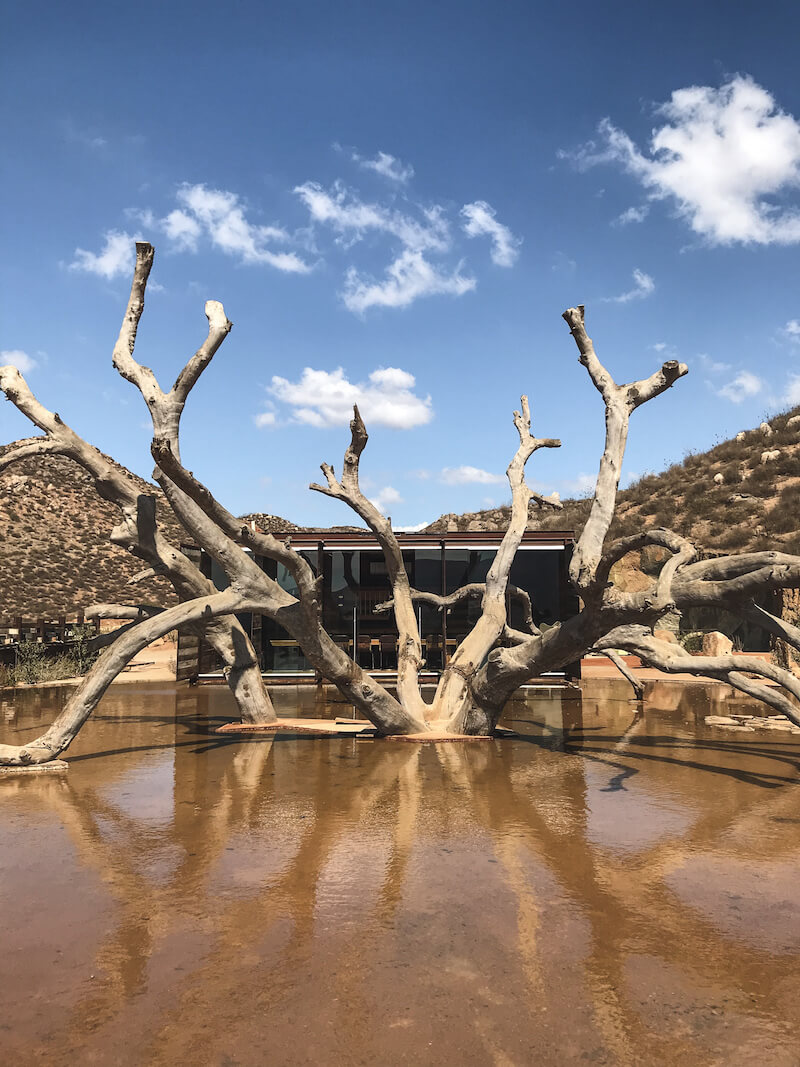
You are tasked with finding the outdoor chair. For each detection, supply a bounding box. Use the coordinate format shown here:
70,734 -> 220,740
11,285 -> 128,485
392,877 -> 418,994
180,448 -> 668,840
357,634 -> 376,669
379,634 -> 397,670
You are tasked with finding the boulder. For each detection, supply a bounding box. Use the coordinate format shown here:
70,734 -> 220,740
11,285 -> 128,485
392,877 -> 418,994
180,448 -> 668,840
653,628 -> 678,644
787,414 -> 800,428
702,631 -> 734,656
735,431 -> 746,441
713,472 -> 724,484
760,449 -> 780,464
760,421 -> 773,437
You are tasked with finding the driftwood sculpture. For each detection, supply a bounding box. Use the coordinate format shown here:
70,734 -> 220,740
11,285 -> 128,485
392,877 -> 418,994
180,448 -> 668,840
2,242 -> 800,765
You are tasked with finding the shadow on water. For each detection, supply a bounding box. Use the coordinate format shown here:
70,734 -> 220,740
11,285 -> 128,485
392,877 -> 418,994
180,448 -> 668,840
1,678 -> 799,1065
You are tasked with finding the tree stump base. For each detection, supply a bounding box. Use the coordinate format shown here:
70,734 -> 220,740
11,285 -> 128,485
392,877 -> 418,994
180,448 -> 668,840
215,720 -> 517,741
0,760 -> 69,775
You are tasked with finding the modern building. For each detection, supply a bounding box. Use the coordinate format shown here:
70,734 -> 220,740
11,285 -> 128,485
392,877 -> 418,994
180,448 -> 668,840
179,528 -> 579,682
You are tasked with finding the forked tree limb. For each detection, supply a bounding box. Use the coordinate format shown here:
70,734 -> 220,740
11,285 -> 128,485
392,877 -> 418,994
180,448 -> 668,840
440,395 -> 561,733
310,405 -> 427,719
1,361 -> 275,727
562,306 -> 688,595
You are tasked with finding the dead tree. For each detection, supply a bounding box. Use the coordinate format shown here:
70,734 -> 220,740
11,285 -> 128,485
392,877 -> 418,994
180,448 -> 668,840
2,242 -> 800,765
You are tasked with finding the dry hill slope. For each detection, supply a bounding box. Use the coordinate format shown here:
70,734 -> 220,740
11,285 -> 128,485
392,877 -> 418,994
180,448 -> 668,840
425,406 -> 800,557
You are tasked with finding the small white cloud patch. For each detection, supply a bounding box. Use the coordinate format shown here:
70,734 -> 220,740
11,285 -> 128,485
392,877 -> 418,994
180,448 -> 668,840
370,486 -> 403,513
0,349 -> 36,373
717,370 -> 763,403
440,466 -> 505,485
70,230 -> 138,279
461,201 -> 521,266
602,268 -> 655,304
170,184 -> 311,272
268,366 -> 432,429
353,150 -> 414,184
342,250 -> 475,312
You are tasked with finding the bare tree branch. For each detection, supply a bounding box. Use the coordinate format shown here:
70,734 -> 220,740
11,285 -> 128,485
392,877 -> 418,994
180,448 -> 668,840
595,625 -> 800,727
311,405 -> 427,719
562,306 -> 688,595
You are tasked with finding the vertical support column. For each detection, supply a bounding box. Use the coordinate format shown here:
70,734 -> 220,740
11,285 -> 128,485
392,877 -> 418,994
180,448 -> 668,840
440,539 -> 447,666
315,540 -> 325,685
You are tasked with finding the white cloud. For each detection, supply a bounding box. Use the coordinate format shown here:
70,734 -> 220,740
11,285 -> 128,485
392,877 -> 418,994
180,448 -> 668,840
253,410 -> 276,429
370,486 -> 402,513
717,370 -> 763,403
781,319 -> 800,345
563,473 -> 597,497
269,365 -> 433,429
613,205 -> 649,226
698,352 -> 732,374
783,374 -> 800,407
354,150 -> 414,184
0,349 -> 36,373
342,250 -> 475,313
602,268 -> 655,304
163,209 -> 202,252
295,180 -> 450,253
460,201 -> 521,266
565,76 -> 800,245
171,184 -> 311,272
440,465 -> 505,485
69,230 -> 138,279
394,520 -> 430,532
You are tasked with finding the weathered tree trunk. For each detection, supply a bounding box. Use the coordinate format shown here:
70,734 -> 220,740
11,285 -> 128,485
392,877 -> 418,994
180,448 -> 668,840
4,247 -> 800,763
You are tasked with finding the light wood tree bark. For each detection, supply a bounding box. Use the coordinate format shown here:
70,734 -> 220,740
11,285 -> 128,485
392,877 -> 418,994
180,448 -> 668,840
3,250 -> 800,763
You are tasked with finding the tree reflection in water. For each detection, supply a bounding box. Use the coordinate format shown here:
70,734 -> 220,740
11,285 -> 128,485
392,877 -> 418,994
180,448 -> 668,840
1,680 -> 799,1065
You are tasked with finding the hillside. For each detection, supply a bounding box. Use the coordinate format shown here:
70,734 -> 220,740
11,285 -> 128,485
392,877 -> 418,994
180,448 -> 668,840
3,407 -> 800,619
0,440 -> 189,617
425,406 -> 800,557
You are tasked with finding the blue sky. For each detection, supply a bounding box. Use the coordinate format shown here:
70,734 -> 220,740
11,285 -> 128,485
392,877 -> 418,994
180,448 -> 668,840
3,0 -> 800,528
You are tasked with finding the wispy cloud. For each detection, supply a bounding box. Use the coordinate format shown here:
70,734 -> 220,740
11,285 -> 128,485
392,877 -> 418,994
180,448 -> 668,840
613,205 -> 649,226
562,76 -> 800,245
370,485 -> 403,513
268,366 -> 433,429
353,149 -> 414,184
440,465 -> 505,485
717,369 -> 763,403
295,180 -> 450,252
461,201 -> 521,266
697,352 -> 732,374
784,374 -> 800,406
0,349 -> 36,374
342,250 -> 475,312
69,230 -> 138,279
168,184 -> 311,272
602,268 -> 655,304
781,319 -> 800,345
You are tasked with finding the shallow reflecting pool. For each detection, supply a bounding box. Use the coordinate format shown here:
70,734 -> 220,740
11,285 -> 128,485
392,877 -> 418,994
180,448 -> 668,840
1,680 -> 799,1065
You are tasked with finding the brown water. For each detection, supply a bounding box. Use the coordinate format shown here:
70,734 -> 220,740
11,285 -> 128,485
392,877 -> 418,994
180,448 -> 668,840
1,680 -> 799,1066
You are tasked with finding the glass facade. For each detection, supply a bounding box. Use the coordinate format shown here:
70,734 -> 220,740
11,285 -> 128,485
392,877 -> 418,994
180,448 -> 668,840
197,540 -> 575,676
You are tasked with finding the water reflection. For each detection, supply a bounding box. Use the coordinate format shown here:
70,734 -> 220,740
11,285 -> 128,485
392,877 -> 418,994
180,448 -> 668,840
1,681 -> 799,1065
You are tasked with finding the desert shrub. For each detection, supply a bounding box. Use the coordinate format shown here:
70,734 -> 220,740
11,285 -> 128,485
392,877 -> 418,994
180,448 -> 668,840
638,497 -> 661,516
742,463 -> 779,494
773,452 -> 800,478
716,525 -> 752,550
9,637 -> 96,685
764,507 -> 798,535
